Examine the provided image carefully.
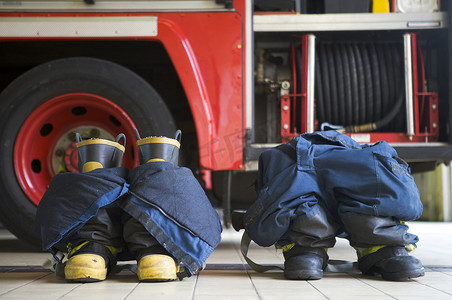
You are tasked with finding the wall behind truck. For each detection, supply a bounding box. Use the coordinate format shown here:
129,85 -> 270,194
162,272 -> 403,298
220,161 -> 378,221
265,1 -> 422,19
414,163 -> 452,221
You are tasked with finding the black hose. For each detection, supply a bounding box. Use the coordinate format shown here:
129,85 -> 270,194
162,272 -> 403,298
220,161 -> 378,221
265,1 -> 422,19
326,43 -> 339,124
340,43 -> 353,126
374,90 -> 404,130
315,51 -> 326,123
353,43 -> 366,125
368,43 -> 382,121
333,43 -> 346,125
344,89 -> 404,133
377,43 -> 390,127
361,43 -> 374,123
383,44 -> 396,115
392,44 -> 405,132
313,40 -> 405,133
347,43 -> 360,125
319,44 -> 332,122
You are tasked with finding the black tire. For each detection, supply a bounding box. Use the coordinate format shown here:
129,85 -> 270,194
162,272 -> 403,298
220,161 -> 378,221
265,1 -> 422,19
0,57 -> 176,248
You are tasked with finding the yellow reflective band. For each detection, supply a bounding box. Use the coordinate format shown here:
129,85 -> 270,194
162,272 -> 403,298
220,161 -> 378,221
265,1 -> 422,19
68,241 -> 89,257
82,161 -> 104,172
354,245 -> 387,259
68,241 -> 120,257
76,138 -> 125,152
405,243 -> 416,252
105,245 -> 121,256
281,243 -> 295,252
136,136 -> 180,148
147,158 -> 165,163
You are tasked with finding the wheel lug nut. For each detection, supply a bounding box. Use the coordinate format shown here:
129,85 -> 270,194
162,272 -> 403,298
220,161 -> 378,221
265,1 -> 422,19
55,148 -> 64,157
90,129 -> 100,137
67,132 -> 76,141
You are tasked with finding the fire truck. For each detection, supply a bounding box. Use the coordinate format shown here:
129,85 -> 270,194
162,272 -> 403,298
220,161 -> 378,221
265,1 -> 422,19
0,0 -> 450,247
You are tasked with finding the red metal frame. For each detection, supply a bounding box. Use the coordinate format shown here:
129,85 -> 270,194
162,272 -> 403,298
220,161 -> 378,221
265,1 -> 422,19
281,32 -> 439,144
411,34 -> 439,139
281,94 -> 291,138
281,36 -> 309,142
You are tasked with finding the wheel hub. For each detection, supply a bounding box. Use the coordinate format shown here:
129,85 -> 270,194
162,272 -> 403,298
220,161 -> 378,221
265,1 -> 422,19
14,93 -> 138,206
53,126 -> 115,174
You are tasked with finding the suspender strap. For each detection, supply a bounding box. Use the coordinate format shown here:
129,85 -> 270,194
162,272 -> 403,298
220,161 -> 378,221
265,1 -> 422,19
240,232 -> 283,273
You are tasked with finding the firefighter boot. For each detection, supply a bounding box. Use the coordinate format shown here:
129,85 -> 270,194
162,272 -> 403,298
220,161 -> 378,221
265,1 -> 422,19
132,130 -> 182,281
124,213 -> 180,282
64,241 -> 118,282
283,205 -> 337,280
357,246 -> 425,281
136,248 -> 179,282
75,132 -> 126,172
135,129 -> 181,165
283,245 -> 329,280
340,214 -> 424,281
64,133 -> 126,282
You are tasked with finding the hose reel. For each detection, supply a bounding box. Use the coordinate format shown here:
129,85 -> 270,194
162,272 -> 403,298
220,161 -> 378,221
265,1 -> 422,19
313,41 -> 405,133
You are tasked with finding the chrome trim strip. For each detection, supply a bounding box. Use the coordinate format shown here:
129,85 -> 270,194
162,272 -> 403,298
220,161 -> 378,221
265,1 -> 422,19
0,16 -> 158,37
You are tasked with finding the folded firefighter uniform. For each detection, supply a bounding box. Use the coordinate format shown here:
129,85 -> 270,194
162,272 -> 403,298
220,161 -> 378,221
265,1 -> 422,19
243,131 -> 424,281
36,131 -> 221,282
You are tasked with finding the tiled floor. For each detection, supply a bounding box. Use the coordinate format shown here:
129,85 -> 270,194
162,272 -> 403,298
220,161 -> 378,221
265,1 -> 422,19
0,222 -> 451,299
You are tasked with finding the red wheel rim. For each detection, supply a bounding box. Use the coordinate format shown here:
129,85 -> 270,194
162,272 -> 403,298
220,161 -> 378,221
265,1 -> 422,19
14,93 -> 139,206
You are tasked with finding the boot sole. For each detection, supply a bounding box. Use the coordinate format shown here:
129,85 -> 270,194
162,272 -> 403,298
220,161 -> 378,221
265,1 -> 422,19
64,266 -> 107,282
66,277 -> 104,283
137,270 -> 178,282
137,266 -> 178,282
380,268 -> 425,281
284,269 -> 323,280
367,267 -> 425,281
139,277 -> 177,282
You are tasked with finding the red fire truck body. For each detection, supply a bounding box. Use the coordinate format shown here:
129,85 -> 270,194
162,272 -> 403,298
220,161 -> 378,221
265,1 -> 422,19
2,9 -> 246,171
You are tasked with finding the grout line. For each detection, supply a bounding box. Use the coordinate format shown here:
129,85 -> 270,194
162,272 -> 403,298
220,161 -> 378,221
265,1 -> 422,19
412,277 -> 452,297
191,272 -> 200,300
244,266 -> 262,300
233,237 -> 261,300
3,264 -> 451,272
123,282 -> 140,299
351,273 -> 399,299
56,282 -> 83,300
307,281 -> 331,300
0,272 -> 51,297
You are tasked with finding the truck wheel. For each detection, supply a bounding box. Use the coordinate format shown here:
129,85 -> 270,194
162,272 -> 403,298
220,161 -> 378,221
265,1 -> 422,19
0,57 -> 176,248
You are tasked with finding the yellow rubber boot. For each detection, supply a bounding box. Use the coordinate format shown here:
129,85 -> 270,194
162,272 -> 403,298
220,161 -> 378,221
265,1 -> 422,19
64,241 -> 118,282
75,133 -> 126,172
137,254 -> 179,282
135,129 -> 181,165
64,253 -> 108,282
